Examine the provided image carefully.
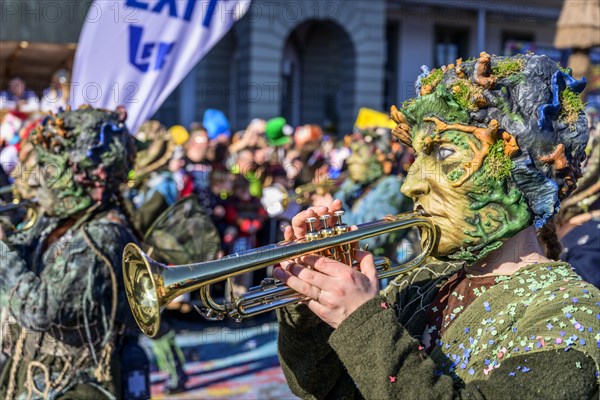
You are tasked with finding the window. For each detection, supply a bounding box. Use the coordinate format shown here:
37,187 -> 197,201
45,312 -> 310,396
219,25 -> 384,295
502,32 -> 535,56
434,26 -> 470,67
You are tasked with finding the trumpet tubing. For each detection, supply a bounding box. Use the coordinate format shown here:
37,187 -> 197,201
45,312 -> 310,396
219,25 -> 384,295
123,210 -> 436,337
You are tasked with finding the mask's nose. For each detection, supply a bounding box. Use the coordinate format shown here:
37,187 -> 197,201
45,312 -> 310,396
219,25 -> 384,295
401,165 -> 431,200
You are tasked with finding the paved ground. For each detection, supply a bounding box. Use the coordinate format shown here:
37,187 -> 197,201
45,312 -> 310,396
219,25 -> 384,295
140,311 -> 297,399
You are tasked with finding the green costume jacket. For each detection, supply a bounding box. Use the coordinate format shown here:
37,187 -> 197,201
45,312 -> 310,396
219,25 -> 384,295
278,261 -> 600,399
0,209 -> 137,399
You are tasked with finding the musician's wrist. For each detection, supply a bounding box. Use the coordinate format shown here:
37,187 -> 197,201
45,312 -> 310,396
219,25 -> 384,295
277,302 -> 333,332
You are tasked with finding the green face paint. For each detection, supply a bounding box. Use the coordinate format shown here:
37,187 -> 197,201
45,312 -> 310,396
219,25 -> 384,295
402,126 -> 532,264
35,149 -> 92,218
31,107 -> 133,218
346,144 -> 382,184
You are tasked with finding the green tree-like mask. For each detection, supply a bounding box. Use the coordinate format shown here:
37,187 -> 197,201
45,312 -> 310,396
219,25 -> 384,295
32,107 -> 133,219
393,53 -> 588,264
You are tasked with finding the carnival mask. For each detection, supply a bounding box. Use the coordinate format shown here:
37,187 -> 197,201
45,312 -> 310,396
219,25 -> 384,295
392,53 -> 588,263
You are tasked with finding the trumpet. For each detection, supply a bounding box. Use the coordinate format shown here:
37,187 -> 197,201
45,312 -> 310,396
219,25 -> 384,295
123,210 -> 436,337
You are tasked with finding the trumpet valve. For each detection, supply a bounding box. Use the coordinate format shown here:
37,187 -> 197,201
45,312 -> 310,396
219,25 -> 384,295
333,210 -> 348,235
319,215 -> 335,238
318,214 -> 339,259
333,210 -> 353,265
333,210 -> 345,225
305,217 -> 320,242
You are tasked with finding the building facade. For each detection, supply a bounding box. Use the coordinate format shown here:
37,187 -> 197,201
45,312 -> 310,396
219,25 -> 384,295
0,0 -> 565,134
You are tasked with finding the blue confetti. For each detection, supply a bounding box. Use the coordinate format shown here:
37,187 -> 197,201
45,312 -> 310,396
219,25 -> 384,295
524,346 -> 531,352
460,363 -> 467,370
522,367 -> 531,373
464,327 -> 470,333
512,327 -> 518,333
582,289 -> 588,294
484,359 -> 491,366
566,313 -> 572,318
468,368 -> 475,375
547,323 -> 554,330
580,339 -> 586,346
489,340 -> 495,345
560,331 -> 566,337
509,372 -> 516,377
572,298 -> 579,303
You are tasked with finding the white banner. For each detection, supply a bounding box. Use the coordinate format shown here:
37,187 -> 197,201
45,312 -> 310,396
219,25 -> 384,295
70,0 -> 251,133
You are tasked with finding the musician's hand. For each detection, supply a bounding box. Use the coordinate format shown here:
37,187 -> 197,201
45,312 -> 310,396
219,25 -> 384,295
283,198 -> 343,242
273,250 -> 379,329
279,198 -> 343,274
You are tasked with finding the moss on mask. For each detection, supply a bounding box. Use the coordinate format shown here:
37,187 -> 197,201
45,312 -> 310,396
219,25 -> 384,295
492,58 -> 525,79
480,141 -> 514,182
559,87 -> 585,126
449,174 -> 532,263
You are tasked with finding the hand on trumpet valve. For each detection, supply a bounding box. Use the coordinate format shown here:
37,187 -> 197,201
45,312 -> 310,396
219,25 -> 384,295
273,199 -> 380,329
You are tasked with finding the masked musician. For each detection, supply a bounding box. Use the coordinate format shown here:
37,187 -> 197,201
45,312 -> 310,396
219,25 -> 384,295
273,53 -> 600,398
0,107 -> 139,399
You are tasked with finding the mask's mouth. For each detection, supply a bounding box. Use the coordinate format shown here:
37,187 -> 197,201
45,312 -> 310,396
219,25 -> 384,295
414,203 -> 430,217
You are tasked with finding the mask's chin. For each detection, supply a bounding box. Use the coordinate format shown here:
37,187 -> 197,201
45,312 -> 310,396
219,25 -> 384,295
42,193 -> 92,218
428,228 -> 490,264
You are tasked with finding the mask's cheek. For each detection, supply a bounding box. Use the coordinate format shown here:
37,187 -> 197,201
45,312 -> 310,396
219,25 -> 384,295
39,170 -> 90,217
442,161 -> 466,183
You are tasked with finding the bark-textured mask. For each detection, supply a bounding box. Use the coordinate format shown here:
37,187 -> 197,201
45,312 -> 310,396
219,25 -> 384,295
33,106 -> 135,218
392,53 -> 588,263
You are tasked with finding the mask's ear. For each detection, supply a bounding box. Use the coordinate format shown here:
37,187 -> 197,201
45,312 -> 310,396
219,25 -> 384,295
390,105 -> 412,148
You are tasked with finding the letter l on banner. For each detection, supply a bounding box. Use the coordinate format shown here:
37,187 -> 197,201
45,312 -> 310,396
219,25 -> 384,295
70,0 -> 251,134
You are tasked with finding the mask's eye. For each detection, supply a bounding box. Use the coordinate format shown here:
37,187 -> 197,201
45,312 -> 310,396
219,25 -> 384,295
435,147 -> 455,161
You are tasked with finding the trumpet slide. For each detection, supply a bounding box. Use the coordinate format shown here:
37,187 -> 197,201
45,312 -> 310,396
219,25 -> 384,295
123,210 -> 436,337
